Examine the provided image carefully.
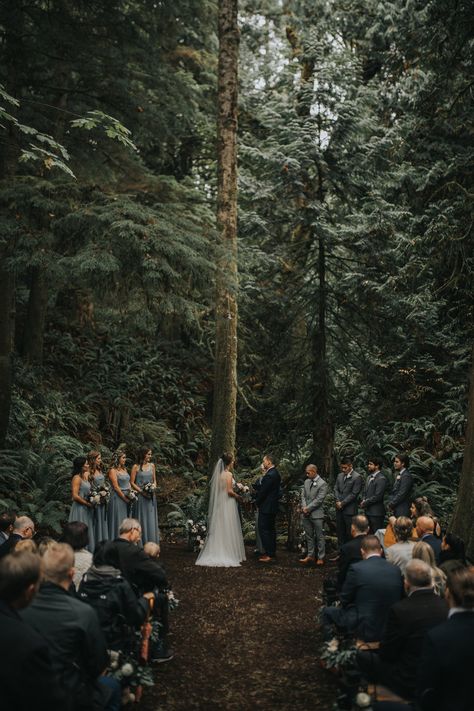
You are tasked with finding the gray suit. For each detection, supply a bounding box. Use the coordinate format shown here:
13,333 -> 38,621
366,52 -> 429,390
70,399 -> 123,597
334,470 -> 362,544
301,476 -> 328,559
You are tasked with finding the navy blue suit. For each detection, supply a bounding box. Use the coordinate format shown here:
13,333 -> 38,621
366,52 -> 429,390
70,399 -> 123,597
388,468 -> 413,517
421,533 -> 442,564
256,466 -> 281,557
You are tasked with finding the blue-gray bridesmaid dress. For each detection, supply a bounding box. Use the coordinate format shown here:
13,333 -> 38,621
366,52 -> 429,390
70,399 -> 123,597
68,477 -> 95,552
92,472 -> 109,543
108,471 -> 131,539
135,466 -> 160,543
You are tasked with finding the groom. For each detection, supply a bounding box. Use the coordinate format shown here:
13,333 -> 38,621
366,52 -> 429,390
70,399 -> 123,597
255,453 -> 281,563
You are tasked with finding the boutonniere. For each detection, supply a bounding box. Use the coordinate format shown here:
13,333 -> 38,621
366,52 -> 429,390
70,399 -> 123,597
396,474 -> 401,480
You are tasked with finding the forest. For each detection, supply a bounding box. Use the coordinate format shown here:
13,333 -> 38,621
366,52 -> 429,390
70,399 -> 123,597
0,0 -> 473,557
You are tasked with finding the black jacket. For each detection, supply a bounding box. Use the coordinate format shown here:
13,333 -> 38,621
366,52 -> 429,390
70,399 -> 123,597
388,469 -> 413,516
21,582 -> 109,711
362,472 -> 387,517
378,588 -> 448,699
78,564 -> 149,650
0,600 -> 62,711
417,610 -> 474,711
107,538 -> 168,593
255,467 -> 281,514
0,533 -> 23,560
421,533 -> 442,564
337,534 -> 365,591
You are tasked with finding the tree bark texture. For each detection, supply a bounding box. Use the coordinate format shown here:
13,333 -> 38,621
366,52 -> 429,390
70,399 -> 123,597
209,0 -> 239,470
451,345 -> 474,559
21,267 -> 49,365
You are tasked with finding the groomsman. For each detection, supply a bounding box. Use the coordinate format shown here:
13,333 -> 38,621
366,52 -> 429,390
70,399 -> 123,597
299,464 -> 328,566
334,457 -> 362,547
388,453 -> 413,517
360,456 -> 387,533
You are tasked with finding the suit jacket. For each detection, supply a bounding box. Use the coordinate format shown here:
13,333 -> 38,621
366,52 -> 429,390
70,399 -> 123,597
0,532 -> 23,560
417,610 -> 474,711
334,470 -> 362,515
340,555 -> 403,641
337,534 -> 365,591
421,533 -> 442,564
0,600 -> 62,711
255,466 -> 281,514
379,588 -> 448,699
300,476 -> 328,520
107,538 -> 168,593
362,472 -> 387,517
388,468 -> 413,516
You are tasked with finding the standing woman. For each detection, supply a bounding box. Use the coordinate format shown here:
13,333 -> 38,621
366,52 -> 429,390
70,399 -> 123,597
87,450 -> 108,543
108,451 -> 131,539
68,456 -> 95,552
131,446 -> 160,543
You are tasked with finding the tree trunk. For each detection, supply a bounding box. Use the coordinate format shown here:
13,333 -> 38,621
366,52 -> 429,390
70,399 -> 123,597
0,270 -> 15,446
451,345 -> 474,560
312,235 -> 334,479
21,267 -> 49,365
209,0 -> 239,470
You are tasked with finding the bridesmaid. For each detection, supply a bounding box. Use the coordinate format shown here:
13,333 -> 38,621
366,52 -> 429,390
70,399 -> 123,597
108,450 -> 132,539
131,446 -> 160,543
68,456 -> 95,552
87,450 -> 108,543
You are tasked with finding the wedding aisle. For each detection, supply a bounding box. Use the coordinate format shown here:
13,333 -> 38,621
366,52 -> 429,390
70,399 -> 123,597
142,543 -> 338,710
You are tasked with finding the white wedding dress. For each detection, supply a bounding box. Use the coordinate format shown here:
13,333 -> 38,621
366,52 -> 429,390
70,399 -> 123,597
196,459 -> 246,567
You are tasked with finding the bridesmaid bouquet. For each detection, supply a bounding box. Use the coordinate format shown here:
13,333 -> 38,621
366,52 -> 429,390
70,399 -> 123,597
127,489 -> 138,516
92,482 -> 111,506
142,482 -> 157,499
87,491 -> 102,507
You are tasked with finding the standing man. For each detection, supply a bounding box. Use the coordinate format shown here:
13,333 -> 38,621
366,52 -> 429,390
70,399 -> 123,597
360,456 -> 387,533
388,453 -> 413,517
255,453 -> 281,563
299,464 -> 328,566
334,457 -> 362,547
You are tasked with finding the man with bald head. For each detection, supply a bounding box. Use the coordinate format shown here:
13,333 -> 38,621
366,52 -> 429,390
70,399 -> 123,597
0,515 -> 35,559
416,516 -> 442,563
299,464 -> 328,566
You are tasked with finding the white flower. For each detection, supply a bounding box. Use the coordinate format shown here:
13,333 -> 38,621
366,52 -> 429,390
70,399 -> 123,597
327,638 -> 339,653
121,663 -> 134,677
202,526 -> 206,532
128,693 -> 135,703
110,661 -> 119,670
187,519 -> 193,525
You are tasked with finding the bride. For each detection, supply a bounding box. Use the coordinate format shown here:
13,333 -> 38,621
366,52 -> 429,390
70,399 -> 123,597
196,453 -> 246,567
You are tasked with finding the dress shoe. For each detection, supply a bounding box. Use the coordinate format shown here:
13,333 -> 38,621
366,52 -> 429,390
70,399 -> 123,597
316,559 -> 325,566
299,556 -> 315,566
328,553 -> 340,562
258,555 -> 273,563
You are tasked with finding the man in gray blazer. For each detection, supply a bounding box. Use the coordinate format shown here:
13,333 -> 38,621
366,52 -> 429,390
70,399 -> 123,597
299,464 -> 328,566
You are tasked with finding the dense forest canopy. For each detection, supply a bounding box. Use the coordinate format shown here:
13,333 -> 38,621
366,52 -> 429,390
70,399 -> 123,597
0,0 -> 473,551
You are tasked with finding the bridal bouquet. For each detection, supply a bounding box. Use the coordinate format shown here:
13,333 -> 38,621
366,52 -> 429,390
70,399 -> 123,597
233,481 -> 252,502
142,481 -> 156,499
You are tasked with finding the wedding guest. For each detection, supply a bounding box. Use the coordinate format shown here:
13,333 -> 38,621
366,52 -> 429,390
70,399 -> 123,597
0,510 -> 15,544
415,516 -> 442,563
417,567 -> 474,711
0,515 -> 35,560
15,538 -> 38,554
386,517 -> 416,575
61,521 -> 93,590
336,514 -> 370,592
360,456 -> 387,533
87,449 -> 109,543
20,542 -> 120,711
131,445 -> 160,544
299,463 -> 328,566
108,450 -> 132,540
38,536 -> 56,556
144,541 -> 161,559
388,453 -> 413,517
0,550 -> 62,711
334,456 -> 362,548
410,497 -> 441,537
439,532 -> 467,575
68,456 -> 95,553
412,541 -> 446,596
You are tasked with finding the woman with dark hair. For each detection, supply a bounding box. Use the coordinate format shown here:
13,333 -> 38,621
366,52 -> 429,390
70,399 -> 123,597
439,532 -> 467,575
87,450 -> 108,543
78,541 -> 152,652
131,446 -> 159,544
107,451 -> 131,539
61,521 -> 92,589
68,456 -> 95,553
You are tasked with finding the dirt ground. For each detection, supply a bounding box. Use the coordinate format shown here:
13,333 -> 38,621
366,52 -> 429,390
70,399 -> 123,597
141,543 -> 339,711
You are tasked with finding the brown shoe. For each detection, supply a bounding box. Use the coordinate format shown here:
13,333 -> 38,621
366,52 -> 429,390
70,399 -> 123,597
258,555 -> 272,563
299,556 -> 316,566
316,559 -> 325,566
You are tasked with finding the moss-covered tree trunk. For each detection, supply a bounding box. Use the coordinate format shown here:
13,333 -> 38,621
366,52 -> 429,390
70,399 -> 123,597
451,346 -> 474,560
209,0 -> 239,470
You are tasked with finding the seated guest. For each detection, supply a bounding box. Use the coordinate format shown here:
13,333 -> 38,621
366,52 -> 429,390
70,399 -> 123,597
337,515 -> 370,592
386,516 -> 415,575
0,515 -> 35,559
0,510 -> 15,544
412,541 -> 446,596
322,535 -> 403,642
0,551 -> 62,711
416,516 -> 441,563
144,541 -> 161,559
61,521 -> 93,589
78,541 -> 152,651
20,542 -> 120,711
357,559 -> 448,701
410,497 -> 441,537
439,532 -> 467,575
15,539 -> 38,554
107,518 -> 172,662
417,567 -> 474,711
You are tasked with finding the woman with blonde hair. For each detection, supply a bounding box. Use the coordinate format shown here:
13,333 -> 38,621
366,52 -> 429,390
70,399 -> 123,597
412,540 -> 446,596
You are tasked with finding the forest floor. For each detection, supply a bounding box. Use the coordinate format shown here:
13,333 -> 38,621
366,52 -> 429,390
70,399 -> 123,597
141,543 -> 339,711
